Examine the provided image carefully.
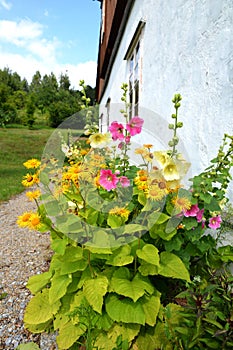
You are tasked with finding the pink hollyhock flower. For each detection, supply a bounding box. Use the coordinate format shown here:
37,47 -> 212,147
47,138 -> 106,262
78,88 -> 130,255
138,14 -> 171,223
119,176 -> 130,187
208,215 -> 222,229
99,169 -> 119,191
183,204 -> 199,217
126,116 -> 144,136
109,121 -> 125,141
196,208 -> 204,223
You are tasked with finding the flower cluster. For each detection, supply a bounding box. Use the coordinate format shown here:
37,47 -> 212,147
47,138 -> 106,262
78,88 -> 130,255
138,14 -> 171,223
17,93 -> 229,239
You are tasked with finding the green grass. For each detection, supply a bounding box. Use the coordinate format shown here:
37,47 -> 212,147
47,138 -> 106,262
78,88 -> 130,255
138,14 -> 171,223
0,127 -> 54,202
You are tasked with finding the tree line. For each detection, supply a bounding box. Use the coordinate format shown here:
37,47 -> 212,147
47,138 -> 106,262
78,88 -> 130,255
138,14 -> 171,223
0,67 -> 96,128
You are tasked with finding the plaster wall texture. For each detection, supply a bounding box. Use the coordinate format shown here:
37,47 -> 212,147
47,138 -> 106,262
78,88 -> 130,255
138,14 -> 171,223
100,0 -> 233,200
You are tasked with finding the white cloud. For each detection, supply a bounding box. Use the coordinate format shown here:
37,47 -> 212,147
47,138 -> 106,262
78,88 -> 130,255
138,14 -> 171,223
44,9 -> 49,17
0,0 -> 12,11
0,51 -> 97,88
0,18 -> 97,88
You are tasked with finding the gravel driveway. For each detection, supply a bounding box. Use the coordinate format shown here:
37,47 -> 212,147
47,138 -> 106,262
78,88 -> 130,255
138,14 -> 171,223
0,192 -> 56,349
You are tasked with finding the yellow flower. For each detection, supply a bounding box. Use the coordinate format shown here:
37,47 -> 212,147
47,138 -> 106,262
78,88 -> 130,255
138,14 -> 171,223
27,213 -> 41,230
153,151 -> 170,167
147,185 -> 167,201
22,173 -> 39,187
26,189 -> 41,201
162,160 -> 180,181
23,159 -> 41,169
109,207 -> 130,220
89,132 -> 111,148
173,196 -> 191,212
17,212 -> 32,227
143,144 -> 153,149
17,212 -> 41,230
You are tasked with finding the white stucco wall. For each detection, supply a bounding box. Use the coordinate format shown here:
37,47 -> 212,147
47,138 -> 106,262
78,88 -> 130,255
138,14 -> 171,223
100,0 -> 233,200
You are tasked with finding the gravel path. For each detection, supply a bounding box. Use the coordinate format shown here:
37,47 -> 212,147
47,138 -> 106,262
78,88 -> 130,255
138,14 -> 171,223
0,192 -> 57,349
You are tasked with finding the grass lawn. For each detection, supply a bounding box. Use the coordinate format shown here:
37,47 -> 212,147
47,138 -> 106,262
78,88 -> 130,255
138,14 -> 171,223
0,127 -> 54,202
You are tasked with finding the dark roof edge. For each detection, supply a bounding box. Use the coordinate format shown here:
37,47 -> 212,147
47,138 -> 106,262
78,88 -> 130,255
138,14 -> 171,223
98,0 -> 135,103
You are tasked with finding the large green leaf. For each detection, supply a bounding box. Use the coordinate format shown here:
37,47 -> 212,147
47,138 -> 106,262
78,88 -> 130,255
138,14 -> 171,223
85,230 -> 113,254
49,273 -> 72,303
141,292 -> 161,326
83,276 -> 108,313
147,211 -> 170,227
105,293 -> 145,325
55,213 -> 82,234
56,321 -> 86,349
24,319 -> 52,334
24,289 -> 60,324
26,271 -> 52,294
135,322 -> 173,350
59,245 -> 83,262
108,322 -> 140,344
51,237 -> 68,254
60,259 -> 88,274
136,244 -> 159,265
158,252 -> 190,282
138,262 -> 158,276
107,245 -> 134,266
110,267 -> 154,302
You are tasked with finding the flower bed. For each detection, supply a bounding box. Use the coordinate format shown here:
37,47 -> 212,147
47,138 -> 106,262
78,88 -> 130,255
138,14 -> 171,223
17,87 -> 233,349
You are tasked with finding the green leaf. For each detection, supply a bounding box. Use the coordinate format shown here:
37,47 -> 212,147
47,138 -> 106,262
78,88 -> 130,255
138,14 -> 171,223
49,273 -> 72,303
16,343 -> 40,350
138,191 -> 147,205
158,252 -> 190,282
55,214 -> 82,234
107,245 -> 134,266
60,259 -> 88,274
24,320 -> 52,334
105,293 -> 145,325
51,237 -> 68,254
108,322 -> 140,344
136,244 -> 159,266
24,289 -> 60,324
107,214 -> 124,228
26,271 -> 52,294
147,212 -> 170,227
60,245 -> 83,262
123,224 -> 146,234
110,268 -> 154,302
56,321 -> 86,349
83,276 -> 108,313
142,292 -> 161,326
44,200 -> 62,216
85,230 -> 113,254
138,262 -> 158,276
39,171 -> 50,185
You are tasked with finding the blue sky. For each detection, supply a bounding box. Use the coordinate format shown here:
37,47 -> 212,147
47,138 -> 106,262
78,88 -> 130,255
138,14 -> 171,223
0,0 -> 101,88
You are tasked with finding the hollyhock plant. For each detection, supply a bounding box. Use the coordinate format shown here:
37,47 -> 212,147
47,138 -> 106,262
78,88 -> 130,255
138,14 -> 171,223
17,86 -> 233,350
126,116 -> 144,136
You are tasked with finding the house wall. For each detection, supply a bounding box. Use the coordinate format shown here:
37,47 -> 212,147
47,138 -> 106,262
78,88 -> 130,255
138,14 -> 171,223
99,0 -> 233,199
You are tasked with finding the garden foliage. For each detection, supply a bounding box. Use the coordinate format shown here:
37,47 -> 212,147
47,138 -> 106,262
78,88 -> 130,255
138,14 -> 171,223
18,86 -> 233,349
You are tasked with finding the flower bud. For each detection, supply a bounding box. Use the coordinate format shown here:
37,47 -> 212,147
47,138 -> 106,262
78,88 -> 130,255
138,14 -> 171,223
169,123 -> 174,129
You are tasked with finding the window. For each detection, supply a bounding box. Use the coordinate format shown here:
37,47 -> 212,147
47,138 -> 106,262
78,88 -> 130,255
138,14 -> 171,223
124,20 -> 145,119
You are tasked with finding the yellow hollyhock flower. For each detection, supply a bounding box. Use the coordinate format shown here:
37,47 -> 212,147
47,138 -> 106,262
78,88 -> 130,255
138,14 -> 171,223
89,132 -> 111,148
162,160 -> 180,181
153,151 -> 170,167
